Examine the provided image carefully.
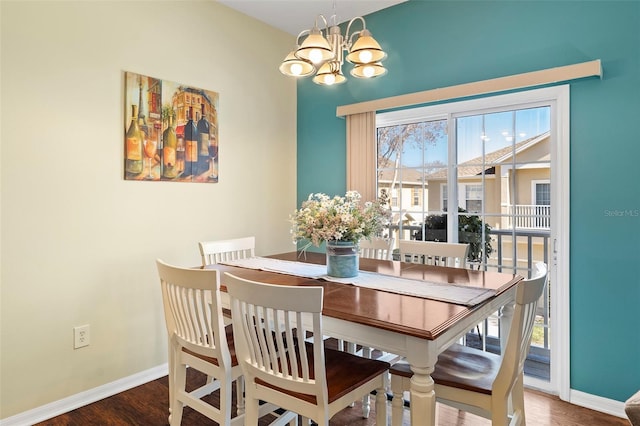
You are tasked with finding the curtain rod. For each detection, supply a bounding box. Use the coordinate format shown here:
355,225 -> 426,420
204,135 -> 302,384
336,59 -> 602,117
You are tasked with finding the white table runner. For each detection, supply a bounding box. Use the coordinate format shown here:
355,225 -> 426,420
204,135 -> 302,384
220,257 -> 496,306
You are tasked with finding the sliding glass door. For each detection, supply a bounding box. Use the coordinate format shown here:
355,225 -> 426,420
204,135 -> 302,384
376,86 -> 569,393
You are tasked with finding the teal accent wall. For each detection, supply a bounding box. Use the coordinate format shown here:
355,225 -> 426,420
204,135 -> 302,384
297,1 -> 640,403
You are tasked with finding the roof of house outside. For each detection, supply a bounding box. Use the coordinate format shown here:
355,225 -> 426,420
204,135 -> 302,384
378,131 -> 550,184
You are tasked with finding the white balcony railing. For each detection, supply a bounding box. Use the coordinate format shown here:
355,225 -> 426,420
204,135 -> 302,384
504,204 -> 550,229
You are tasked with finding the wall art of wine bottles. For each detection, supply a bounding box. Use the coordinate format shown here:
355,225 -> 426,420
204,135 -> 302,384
124,71 -> 219,183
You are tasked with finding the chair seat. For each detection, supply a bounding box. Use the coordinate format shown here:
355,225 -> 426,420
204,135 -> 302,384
389,343 -> 500,395
182,324 -> 238,367
256,342 -> 390,404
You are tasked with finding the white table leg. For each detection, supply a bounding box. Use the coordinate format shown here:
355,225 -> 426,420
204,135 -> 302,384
409,364 -> 436,426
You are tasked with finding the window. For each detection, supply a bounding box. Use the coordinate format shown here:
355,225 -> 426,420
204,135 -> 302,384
533,180 -> 551,228
442,184 -> 448,212
441,183 -> 482,213
391,189 -> 399,208
465,184 -> 482,213
534,181 -> 551,205
412,188 -> 420,206
377,119 -> 448,238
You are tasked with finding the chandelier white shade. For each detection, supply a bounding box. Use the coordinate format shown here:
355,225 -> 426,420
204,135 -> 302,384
345,29 -> 387,64
279,51 -> 316,77
351,62 -> 387,78
279,15 -> 387,86
296,27 -> 335,64
313,61 -> 347,85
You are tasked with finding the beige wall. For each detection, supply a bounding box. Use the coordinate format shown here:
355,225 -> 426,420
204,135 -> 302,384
514,168 -> 551,205
0,1 -> 296,418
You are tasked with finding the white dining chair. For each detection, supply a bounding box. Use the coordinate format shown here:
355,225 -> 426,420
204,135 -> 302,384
156,260 -> 281,425
359,236 -> 394,260
198,236 -> 255,266
389,262 -> 548,426
224,272 -> 390,426
356,236 -> 400,363
400,240 -> 476,340
398,240 -> 469,268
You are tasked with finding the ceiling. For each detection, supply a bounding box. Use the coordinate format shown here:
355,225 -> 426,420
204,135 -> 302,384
217,0 -> 407,36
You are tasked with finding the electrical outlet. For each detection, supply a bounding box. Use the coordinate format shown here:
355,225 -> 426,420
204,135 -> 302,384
74,324 -> 90,349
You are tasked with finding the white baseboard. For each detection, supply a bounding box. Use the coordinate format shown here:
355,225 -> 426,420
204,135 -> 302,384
0,364 -> 168,426
570,389 -> 628,419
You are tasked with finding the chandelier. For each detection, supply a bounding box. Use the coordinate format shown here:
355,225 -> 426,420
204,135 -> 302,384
279,13 -> 387,86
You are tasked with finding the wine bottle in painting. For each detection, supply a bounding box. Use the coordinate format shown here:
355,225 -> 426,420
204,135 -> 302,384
125,104 -> 143,175
197,103 -> 210,175
176,136 -> 185,175
208,134 -> 218,181
183,106 -> 198,177
137,78 -> 149,139
155,121 -> 163,169
137,78 -> 150,169
162,114 -> 178,179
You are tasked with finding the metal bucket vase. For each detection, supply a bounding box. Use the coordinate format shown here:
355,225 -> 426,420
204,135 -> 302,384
326,240 -> 359,278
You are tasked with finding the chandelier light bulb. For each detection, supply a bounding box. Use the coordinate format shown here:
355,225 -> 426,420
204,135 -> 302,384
325,74 -> 336,85
362,65 -> 375,78
309,48 -> 323,64
359,50 -> 373,64
290,63 -> 303,76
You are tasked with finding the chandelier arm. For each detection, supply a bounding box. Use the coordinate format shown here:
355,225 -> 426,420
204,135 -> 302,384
345,16 -> 366,40
347,29 -> 363,48
296,29 -> 311,47
329,13 -> 339,27
314,14 -> 330,34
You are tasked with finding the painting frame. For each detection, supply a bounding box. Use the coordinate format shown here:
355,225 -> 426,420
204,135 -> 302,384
124,71 -> 219,183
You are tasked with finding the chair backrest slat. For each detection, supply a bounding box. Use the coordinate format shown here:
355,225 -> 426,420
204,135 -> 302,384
398,240 -> 469,268
359,237 -> 395,260
199,236 -> 256,266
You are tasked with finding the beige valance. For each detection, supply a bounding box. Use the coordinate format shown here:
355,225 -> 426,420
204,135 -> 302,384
337,60 -> 602,117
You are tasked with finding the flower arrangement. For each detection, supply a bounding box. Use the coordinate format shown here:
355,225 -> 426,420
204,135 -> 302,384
290,191 -> 391,250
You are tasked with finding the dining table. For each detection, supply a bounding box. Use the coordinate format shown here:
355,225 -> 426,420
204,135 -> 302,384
204,251 -> 523,426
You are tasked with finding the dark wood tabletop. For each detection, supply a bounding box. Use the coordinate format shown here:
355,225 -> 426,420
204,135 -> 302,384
204,251 -> 523,341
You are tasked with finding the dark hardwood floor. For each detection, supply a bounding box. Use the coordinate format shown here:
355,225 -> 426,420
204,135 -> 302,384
34,368 -> 629,426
